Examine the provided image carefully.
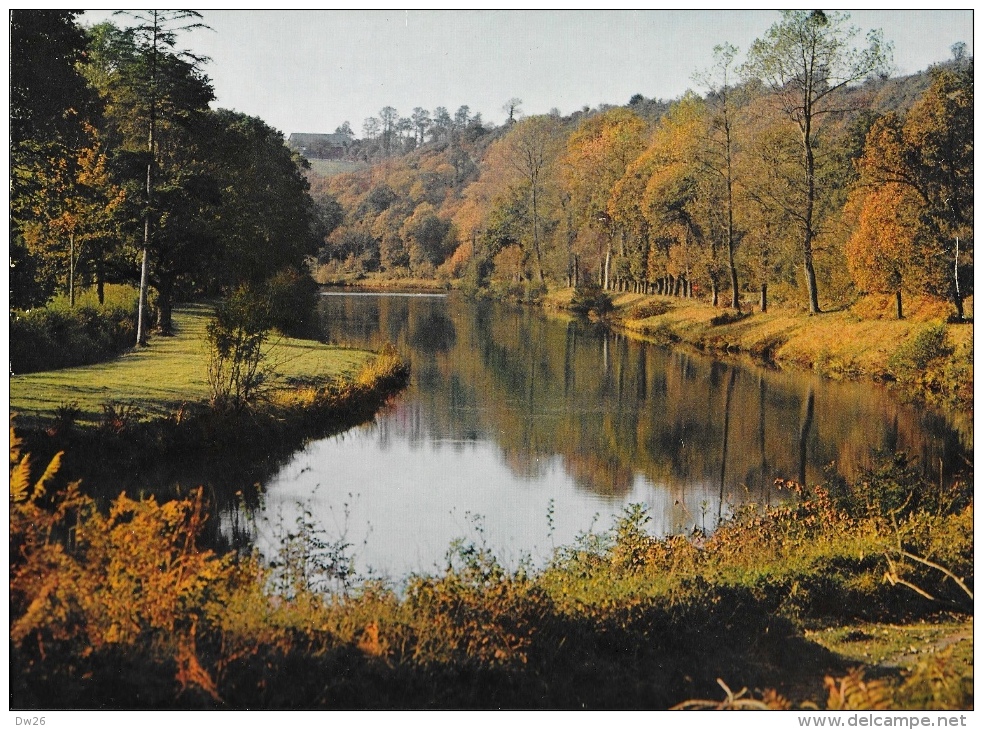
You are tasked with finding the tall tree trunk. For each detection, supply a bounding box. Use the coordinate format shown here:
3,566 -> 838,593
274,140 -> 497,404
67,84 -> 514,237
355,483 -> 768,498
726,128 -> 740,310
603,244 -> 611,290
760,281 -> 768,313
952,236 -> 964,321
155,273 -> 174,334
895,288 -> 903,320
68,231 -> 76,308
530,183 -> 545,283
136,218 -> 150,345
136,11 -> 160,346
802,127 -> 821,314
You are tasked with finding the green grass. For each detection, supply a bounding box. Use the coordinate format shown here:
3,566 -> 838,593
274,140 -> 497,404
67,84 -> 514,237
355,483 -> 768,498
9,302 -> 373,426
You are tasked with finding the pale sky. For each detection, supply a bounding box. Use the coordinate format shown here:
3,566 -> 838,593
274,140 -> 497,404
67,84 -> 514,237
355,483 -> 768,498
80,9 -> 974,139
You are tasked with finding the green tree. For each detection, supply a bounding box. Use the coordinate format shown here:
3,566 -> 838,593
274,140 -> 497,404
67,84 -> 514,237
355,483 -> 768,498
86,13 -> 214,338
744,10 -> 892,314
10,10 -> 99,309
208,110 -> 324,288
104,10 -> 214,345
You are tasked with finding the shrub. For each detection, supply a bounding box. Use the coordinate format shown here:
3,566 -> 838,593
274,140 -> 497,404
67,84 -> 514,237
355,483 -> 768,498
710,309 -> 750,326
628,299 -> 670,320
10,426 -> 232,704
570,281 -> 613,316
9,287 -> 140,374
888,323 -> 952,379
206,285 -> 274,411
264,267 -> 319,337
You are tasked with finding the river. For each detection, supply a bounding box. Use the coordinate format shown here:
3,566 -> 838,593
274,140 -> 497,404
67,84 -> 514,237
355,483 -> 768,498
226,291 -> 970,580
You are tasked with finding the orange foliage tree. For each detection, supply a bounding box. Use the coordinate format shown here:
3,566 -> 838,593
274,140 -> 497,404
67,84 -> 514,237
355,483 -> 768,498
561,108 -> 648,289
845,183 -> 923,319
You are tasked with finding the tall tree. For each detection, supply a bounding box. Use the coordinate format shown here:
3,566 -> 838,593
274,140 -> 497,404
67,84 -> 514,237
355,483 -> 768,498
743,10 -> 891,314
502,97 -> 523,125
411,107 -> 431,145
696,43 -> 744,309
637,95 -> 720,300
208,110 -> 324,288
492,115 -> 565,283
378,106 -> 399,155
87,14 -> 214,336
111,10 -> 211,343
21,125 -> 126,308
431,107 -> 452,142
845,183 -> 921,319
562,108 -> 648,289
454,105 -> 471,129
736,103 -> 803,313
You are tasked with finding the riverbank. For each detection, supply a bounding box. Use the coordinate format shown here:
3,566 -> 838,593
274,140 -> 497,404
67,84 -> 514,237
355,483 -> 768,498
9,303 -> 378,426
316,271 -> 452,291
543,288 -> 974,414
9,302 -> 410,503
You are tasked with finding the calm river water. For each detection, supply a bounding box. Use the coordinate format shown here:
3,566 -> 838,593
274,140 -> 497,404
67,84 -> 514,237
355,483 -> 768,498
230,291 -> 970,580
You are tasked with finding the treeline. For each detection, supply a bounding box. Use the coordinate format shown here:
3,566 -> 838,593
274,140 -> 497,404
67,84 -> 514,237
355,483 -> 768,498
10,11 -> 324,340
313,11 -> 972,320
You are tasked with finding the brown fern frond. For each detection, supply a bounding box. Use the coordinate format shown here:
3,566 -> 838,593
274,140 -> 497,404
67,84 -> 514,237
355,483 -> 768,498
10,419 -> 23,465
176,627 -> 222,704
34,451 -> 63,499
10,454 -> 32,503
825,668 -> 893,710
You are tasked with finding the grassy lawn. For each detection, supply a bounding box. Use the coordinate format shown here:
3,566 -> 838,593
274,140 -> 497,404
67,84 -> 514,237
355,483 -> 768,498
9,302 -> 374,426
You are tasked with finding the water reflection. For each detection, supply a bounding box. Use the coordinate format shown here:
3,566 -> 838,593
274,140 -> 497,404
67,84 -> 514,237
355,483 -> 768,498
235,292 -> 970,578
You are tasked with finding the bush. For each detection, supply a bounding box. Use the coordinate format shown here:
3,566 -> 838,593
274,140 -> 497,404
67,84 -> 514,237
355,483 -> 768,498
264,267 -> 319,337
628,299 -> 670,319
9,287 -> 140,374
888,323 -> 952,378
570,281 -> 613,316
206,285 -> 273,411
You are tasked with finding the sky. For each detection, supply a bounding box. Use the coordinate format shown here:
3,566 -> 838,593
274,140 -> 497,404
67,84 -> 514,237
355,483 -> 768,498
80,9 -> 974,140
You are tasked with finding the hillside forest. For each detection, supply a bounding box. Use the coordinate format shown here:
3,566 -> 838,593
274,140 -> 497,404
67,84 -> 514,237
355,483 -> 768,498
310,14 -> 972,322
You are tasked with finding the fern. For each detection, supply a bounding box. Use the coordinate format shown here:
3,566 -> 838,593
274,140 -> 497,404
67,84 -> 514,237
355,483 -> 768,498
824,668 -> 894,710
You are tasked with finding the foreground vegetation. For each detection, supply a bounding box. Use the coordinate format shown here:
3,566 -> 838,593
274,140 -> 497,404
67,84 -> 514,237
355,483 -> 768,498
11,429 -> 972,709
